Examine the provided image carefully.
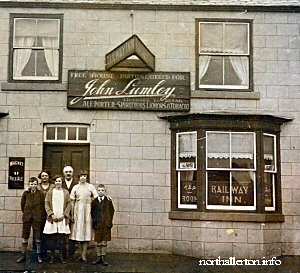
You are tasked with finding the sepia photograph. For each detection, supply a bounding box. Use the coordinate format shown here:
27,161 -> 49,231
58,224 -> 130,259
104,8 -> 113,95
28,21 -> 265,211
0,0 -> 299,272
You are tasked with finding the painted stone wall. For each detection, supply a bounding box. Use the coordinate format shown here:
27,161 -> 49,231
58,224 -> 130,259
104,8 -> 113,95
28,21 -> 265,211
0,6 -> 299,259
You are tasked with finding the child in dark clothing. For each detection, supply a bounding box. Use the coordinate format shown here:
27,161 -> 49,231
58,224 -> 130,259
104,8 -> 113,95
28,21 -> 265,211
16,177 -> 46,263
91,184 -> 114,266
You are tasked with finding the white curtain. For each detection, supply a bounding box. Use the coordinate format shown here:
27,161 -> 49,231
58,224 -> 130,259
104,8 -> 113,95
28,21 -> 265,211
13,36 -> 34,77
229,56 -> 249,86
199,56 -> 211,81
42,37 -> 59,77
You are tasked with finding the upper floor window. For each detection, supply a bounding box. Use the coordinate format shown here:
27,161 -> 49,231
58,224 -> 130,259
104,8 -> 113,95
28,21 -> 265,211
10,14 -> 62,82
197,19 -> 251,90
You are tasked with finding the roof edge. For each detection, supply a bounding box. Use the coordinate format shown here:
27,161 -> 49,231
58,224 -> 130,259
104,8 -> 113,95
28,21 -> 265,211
0,2 -> 299,12
158,111 -> 294,125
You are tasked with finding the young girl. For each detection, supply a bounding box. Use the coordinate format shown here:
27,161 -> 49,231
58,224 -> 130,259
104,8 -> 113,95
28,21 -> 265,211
43,175 -> 71,264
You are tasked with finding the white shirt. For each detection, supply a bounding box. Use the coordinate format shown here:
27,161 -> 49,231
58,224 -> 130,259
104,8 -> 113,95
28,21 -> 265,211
65,178 -> 73,189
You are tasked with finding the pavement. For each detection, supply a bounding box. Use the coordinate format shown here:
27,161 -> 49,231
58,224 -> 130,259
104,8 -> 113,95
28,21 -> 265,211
0,251 -> 300,273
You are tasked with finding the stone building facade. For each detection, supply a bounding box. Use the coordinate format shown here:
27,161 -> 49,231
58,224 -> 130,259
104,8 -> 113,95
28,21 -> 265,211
0,0 -> 299,259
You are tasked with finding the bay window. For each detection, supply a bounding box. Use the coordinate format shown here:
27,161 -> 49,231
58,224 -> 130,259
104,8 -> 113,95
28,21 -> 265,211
10,14 -> 62,82
162,113 -> 292,222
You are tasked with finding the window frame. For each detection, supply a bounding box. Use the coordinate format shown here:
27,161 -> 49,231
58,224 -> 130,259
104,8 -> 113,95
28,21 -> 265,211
44,124 -> 90,144
164,113 -> 291,223
9,13 -> 63,83
196,18 -> 253,92
205,131 -> 257,211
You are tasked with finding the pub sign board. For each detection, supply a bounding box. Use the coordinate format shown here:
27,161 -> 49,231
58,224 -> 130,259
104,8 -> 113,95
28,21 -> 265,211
67,70 -> 190,111
8,157 -> 25,189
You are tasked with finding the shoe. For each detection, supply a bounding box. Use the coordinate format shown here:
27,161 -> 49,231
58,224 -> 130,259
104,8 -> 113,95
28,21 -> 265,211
78,257 -> 87,263
49,256 -> 54,264
37,255 -> 43,263
101,255 -> 109,266
16,254 -> 26,263
92,257 -> 102,265
60,254 -> 66,264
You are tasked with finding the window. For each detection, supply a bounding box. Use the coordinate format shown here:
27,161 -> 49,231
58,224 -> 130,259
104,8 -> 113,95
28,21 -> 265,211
206,132 -> 256,210
10,14 -> 62,81
197,19 -> 251,90
162,113 -> 292,222
44,125 -> 89,143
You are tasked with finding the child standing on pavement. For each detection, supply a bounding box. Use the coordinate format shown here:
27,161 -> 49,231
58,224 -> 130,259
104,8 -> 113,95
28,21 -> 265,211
91,184 -> 114,266
16,177 -> 45,263
43,175 -> 72,264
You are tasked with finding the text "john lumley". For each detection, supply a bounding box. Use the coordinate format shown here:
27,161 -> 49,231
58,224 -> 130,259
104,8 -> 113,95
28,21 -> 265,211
69,78 -> 176,105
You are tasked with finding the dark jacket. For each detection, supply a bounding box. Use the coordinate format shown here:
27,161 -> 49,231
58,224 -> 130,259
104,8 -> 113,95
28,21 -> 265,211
45,188 -> 72,224
21,189 -> 46,222
62,178 -> 77,194
91,196 -> 114,230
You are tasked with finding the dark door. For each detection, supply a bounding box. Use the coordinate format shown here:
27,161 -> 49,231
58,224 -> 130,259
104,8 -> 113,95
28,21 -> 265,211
43,144 -> 90,179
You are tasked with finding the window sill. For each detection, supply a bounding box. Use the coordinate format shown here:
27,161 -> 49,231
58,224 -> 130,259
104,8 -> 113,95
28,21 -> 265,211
1,82 -> 67,91
169,211 -> 284,222
191,90 -> 260,100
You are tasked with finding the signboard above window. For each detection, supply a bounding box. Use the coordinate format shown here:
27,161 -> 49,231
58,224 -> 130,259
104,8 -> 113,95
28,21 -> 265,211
67,70 -> 190,111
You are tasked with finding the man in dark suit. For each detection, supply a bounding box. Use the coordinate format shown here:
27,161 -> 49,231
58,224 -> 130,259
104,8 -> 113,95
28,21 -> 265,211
16,177 -> 45,263
91,184 -> 114,266
62,165 -> 78,258
62,165 -> 77,193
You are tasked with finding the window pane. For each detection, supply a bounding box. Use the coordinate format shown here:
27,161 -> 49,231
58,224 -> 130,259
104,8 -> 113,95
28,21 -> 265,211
225,56 -> 249,86
67,127 -> 76,140
232,171 -> 255,206
199,23 -> 223,53
231,133 -> 254,169
264,173 -> 275,210
14,19 -> 36,45
36,50 -> 52,76
37,19 -> 59,38
179,171 -> 197,206
200,56 -> 223,86
200,56 -> 249,87
78,127 -> 88,141
20,51 -> 36,77
264,134 -> 276,171
207,132 -> 230,169
224,24 -> 248,54
46,127 -> 55,140
57,127 -> 66,140
207,171 -> 230,205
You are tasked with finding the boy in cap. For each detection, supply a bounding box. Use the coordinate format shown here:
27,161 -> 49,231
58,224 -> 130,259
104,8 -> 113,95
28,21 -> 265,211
91,183 -> 114,266
16,177 -> 46,263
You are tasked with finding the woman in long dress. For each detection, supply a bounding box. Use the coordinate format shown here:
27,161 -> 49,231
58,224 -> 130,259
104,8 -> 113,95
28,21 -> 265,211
43,175 -> 71,264
69,170 -> 98,263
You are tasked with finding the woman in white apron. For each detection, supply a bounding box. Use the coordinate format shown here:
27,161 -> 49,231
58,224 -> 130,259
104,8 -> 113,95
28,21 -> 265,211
69,170 -> 98,263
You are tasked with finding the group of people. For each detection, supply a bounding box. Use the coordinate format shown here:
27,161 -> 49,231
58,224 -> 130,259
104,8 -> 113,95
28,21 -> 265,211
16,166 -> 115,266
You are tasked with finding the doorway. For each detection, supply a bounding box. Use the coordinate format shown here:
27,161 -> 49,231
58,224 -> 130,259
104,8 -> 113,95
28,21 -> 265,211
43,124 -> 90,179
43,144 -> 90,179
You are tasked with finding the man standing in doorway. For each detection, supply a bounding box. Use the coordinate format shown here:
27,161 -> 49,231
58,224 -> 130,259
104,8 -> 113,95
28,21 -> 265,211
62,165 -> 78,258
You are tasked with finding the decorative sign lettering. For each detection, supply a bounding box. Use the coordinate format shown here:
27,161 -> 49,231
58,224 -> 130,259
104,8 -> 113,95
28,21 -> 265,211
8,157 -> 25,189
181,181 -> 197,205
68,70 -> 190,111
208,181 -> 254,206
